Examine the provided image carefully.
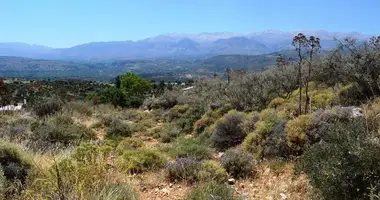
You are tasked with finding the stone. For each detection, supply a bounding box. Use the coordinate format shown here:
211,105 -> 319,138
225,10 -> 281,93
228,178 -> 236,185
280,193 -> 287,199
161,188 -> 169,196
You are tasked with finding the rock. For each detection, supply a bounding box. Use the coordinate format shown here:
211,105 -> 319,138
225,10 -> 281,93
217,152 -> 224,158
169,183 -> 173,188
161,188 -> 169,196
249,184 -> 254,187
338,106 -> 364,118
280,193 -> 287,199
228,178 -> 236,185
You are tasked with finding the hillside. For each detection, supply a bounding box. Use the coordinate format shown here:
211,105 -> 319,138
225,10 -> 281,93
0,54 -> 273,80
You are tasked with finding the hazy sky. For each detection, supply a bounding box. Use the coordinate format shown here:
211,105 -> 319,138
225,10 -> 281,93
0,0 -> 379,48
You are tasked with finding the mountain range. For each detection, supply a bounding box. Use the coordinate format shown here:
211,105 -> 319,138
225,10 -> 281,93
0,30 -> 374,61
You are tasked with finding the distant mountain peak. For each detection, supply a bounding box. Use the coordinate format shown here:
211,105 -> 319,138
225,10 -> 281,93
0,30 -> 374,60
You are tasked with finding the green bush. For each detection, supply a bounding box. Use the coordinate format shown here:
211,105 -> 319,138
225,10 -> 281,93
198,160 -> 228,183
116,148 -> 165,173
98,87 -> 128,108
157,123 -> 181,143
311,88 -> 337,109
242,109 -> 288,159
307,107 -> 353,144
210,110 -> 247,151
30,116 -> 96,150
220,149 -> 256,179
297,120 -> 380,200
193,104 -> 233,136
34,99 -> 62,117
285,114 -> 312,154
168,138 -> 212,161
166,158 -> 200,183
106,120 -> 132,139
338,83 -> 366,106
94,183 -> 139,200
166,104 -> 190,122
0,142 -> 32,183
174,105 -> 205,134
186,181 -> 237,200
116,138 -> 144,155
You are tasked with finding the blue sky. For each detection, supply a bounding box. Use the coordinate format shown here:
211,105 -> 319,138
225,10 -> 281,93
0,0 -> 379,48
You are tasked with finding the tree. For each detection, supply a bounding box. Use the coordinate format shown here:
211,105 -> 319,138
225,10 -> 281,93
99,87 -> 127,108
336,36 -> 380,98
272,55 -> 298,98
119,72 -> 152,97
292,33 -> 308,115
115,76 -> 121,89
98,73 -> 152,108
305,36 -> 321,113
0,79 -> 11,106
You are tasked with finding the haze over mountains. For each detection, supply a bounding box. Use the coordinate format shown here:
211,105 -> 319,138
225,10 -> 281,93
0,30 -> 373,61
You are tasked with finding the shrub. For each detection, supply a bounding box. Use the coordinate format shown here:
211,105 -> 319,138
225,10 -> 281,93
157,123 -> 181,143
106,120 -> 132,139
116,138 -> 144,155
186,181 -> 237,200
168,138 -> 212,161
242,109 -> 287,159
27,142 -> 113,199
297,120 -> 380,200
34,99 -> 62,117
363,99 -> 380,132
0,142 -> 32,183
210,110 -> 246,151
307,107 -> 353,144
94,183 -> 139,200
285,114 -> 312,154
116,148 -> 165,173
220,149 -> 256,179
268,97 -> 288,109
125,95 -> 145,108
242,132 -> 264,159
269,97 -> 298,116
311,88 -> 337,109
262,120 -> 291,158
166,158 -> 200,183
198,161 -> 228,183
338,83 -> 366,106
193,104 -> 233,136
166,104 -> 190,121
0,168 -> 5,199
30,116 -> 96,150
64,102 -> 93,117
174,105 -> 205,134
98,87 -> 128,108
145,89 -> 179,109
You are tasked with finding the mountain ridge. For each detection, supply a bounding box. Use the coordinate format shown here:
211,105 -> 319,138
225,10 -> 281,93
0,30 -> 375,60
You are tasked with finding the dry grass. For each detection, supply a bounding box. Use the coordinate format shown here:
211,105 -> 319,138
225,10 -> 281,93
134,170 -> 192,200
234,161 -> 309,200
